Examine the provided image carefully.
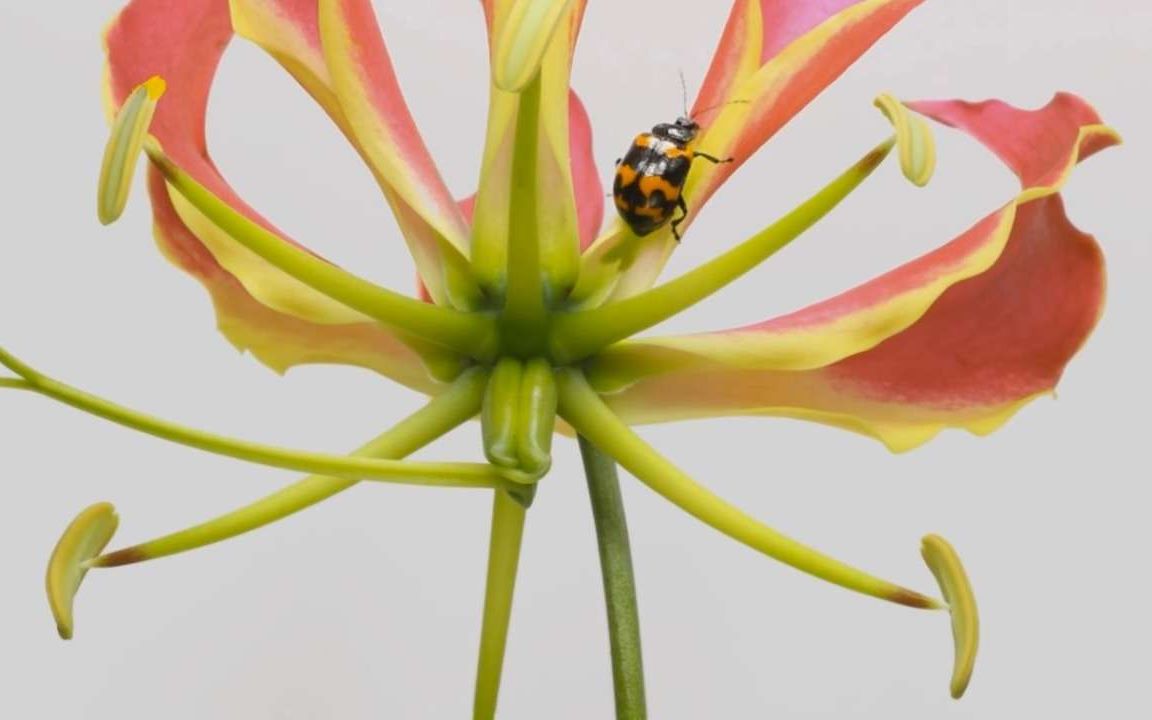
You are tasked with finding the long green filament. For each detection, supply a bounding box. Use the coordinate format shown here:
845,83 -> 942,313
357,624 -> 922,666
550,137 -> 896,362
501,76 -> 547,348
146,148 -> 495,359
0,348 -> 501,487
473,490 -> 528,720
556,369 -> 943,609
91,369 -> 488,566
579,436 -> 647,719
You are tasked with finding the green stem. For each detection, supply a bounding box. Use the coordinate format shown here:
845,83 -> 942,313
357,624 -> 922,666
556,369 -> 943,610
473,490 -> 528,720
501,76 -> 547,349
579,436 -> 647,720
550,138 -> 896,362
93,368 -> 488,566
0,349 -> 499,487
0,377 -> 31,390
146,148 -> 496,359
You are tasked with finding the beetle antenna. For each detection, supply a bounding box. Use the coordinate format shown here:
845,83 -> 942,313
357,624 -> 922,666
691,98 -> 751,120
678,69 -> 689,118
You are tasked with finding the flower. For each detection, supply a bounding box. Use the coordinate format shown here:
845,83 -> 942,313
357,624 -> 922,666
0,0 -> 1117,713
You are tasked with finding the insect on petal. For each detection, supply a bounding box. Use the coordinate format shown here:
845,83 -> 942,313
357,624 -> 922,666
587,0 -> 927,300
592,94 -> 1118,452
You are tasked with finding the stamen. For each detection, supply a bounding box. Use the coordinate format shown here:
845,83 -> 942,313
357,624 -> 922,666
98,76 -> 166,225
146,147 -> 496,358
875,93 -> 937,187
921,534 -> 980,698
3,347 -> 498,485
556,368 -> 943,609
551,138 -> 896,362
46,503 -> 119,639
90,369 -> 488,567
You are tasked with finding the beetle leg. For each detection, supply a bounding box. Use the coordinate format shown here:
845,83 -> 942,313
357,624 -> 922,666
671,196 -> 689,241
693,151 -> 734,165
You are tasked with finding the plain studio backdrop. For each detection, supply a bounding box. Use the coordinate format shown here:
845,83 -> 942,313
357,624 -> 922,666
1,1 -> 1148,718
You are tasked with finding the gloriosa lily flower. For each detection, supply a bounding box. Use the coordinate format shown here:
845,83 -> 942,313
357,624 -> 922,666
0,0 -> 1118,715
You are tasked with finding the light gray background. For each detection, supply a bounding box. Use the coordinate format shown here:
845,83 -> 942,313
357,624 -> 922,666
1,1 -> 1148,718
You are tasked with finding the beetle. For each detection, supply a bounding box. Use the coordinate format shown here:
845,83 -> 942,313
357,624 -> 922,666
612,115 -> 732,241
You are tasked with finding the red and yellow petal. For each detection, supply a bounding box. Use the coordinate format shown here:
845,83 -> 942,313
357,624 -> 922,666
316,0 -> 479,308
105,0 -> 370,324
568,89 -> 604,251
591,94 -> 1118,452
587,0 -> 927,301
105,1 -> 436,384
149,169 -> 437,392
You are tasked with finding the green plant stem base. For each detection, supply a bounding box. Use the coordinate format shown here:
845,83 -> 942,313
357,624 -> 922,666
580,436 -> 648,719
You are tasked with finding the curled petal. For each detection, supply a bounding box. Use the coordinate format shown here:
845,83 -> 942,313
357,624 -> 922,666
588,0 -> 927,300
105,0 -> 368,325
149,170 -> 438,392
46,503 -> 119,639
592,95 -> 1118,451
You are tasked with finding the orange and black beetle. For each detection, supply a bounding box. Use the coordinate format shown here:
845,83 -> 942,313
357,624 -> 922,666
613,116 -> 731,240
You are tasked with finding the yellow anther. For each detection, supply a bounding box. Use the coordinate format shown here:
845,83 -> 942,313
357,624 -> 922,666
874,92 -> 936,187
98,76 -> 166,225
46,502 -> 119,639
921,534 -> 979,699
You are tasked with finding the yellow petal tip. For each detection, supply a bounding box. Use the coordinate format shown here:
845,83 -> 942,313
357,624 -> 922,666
875,93 -> 937,187
920,534 -> 979,699
46,502 -> 120,640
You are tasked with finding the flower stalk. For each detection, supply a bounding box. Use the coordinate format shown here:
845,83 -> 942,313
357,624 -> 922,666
579,436 -> 648,720
474,490 -> 528,720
